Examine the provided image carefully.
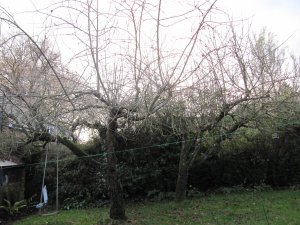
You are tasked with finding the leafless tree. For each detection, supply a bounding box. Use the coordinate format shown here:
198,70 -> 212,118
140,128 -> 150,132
0,34 -> 90,155
170,23 -> 296,201
1,0 -> 298,218
0,0 -> 221,220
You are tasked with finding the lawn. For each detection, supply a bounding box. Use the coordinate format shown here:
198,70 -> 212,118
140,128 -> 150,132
14,189 -> 300,225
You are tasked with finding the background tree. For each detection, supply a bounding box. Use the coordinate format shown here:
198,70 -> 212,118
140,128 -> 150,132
170,25 -> 296,201
0,34 -> 86,142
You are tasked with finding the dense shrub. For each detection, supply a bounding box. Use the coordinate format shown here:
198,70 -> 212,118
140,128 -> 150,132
35,132 -> 180,208
23,125 -> 300,208
189,127 -> 300,190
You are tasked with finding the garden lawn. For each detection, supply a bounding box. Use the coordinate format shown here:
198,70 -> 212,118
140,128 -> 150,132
14,189 -> 300,225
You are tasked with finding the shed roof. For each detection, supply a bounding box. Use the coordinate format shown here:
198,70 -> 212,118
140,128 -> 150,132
0,160 -> 21,167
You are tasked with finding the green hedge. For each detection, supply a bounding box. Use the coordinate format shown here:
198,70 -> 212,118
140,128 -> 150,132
24,126 -> 300,208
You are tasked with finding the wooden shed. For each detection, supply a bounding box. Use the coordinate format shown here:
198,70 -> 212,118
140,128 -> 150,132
0,159 -> 25,205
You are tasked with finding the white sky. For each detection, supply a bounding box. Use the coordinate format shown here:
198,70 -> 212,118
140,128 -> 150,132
218,0 -> 300,54
1,0 -> 300,54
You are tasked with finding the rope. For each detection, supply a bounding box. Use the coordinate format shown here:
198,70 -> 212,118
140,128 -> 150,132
38,144 -> 49,213
55,139 -> 59,212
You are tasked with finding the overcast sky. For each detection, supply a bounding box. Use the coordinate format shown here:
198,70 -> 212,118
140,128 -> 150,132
218,0 -> 300,53
1,0 -> 300,54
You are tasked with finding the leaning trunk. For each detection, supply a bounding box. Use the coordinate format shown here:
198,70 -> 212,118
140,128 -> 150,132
106,111 -> 126,220
175,140 -> 191,202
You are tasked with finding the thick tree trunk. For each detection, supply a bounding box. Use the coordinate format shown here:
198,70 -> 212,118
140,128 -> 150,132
175,140 -> 190,202
106,111 -> 127,220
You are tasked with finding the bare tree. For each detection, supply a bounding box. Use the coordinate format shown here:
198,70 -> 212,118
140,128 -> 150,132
0,0 -> 299,220
0,34 -> 91,156
37,0 -> 222,219
171,24 -> 295,201
0,0 -> 221,220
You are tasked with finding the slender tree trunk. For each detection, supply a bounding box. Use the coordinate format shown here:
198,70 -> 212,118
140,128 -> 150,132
175,139 -> 190,202
106,110 -> 126,220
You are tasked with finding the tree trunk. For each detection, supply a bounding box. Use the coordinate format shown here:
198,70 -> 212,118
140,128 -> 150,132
175,140 -> 190,202
106,111 -> 127,220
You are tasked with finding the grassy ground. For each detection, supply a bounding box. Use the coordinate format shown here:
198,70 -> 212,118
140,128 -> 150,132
14,189 -> 300,225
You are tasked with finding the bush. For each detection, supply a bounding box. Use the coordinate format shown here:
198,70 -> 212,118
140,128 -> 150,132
23,125 -> 300,208
189,129 -> 300,190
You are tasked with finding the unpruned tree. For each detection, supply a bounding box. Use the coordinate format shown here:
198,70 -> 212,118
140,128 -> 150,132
170,25 -> 296,202
1,0 -> 298,219
0,0 -> 220,220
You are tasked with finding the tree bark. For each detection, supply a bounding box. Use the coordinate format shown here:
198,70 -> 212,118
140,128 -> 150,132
175,139 -> 191,202
106,110 -> 127,220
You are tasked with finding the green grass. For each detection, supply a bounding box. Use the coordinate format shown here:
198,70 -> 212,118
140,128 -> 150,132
14,189 -> 300,225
